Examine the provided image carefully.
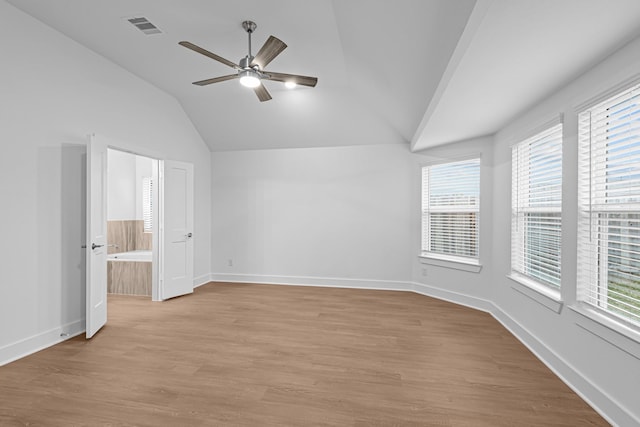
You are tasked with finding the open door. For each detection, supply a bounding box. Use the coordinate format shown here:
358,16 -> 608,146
86,134 -> 108,338
159,160 -> 194,300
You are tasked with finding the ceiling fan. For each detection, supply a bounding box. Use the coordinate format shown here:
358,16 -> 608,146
179,21 -> 318,102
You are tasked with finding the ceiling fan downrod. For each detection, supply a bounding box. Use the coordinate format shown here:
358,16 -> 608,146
242,20 -> 257,60
179,19 -> 317,102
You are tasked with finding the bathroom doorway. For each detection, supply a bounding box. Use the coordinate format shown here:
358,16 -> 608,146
105,148 -> 158,300
86,134 -> 195,337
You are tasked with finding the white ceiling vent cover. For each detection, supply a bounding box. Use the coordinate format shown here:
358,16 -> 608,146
127,17 -> 162,35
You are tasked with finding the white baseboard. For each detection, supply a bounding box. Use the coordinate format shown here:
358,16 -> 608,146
0,319 -> 84,367
491,304 -> 636,427
2,272 -> 634,425
207,273 -> 636,426
209,272 -> 411,291
193,273 -> 212,288
410,281 -> 494,313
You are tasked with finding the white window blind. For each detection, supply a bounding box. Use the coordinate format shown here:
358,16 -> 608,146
421,158 -> 480,259
578,82 -> 640,326
142,177 -> 153,232
511,124 -> 563,288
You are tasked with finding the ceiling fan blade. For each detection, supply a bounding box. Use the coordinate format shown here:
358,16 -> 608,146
266,72 -> 318,87
250,36 -> 287,69
179,41 -> 240,70
254,84 -> 272,102
192,74 -> 238,86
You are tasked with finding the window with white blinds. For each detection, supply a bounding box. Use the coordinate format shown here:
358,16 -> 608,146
578,82 -> 640,327
142,177 -> 153,232
421,158 -> 480,259
511,124 -> 563,288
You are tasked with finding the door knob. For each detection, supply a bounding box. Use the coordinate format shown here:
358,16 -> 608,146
91,243 -> 104,250
186,232 -> 193,238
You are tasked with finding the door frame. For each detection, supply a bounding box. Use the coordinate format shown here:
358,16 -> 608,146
105,146 -> 162,301
86,134 -> 197,338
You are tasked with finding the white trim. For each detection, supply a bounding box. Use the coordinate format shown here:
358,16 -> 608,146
568,304 -> 640,360
209,273 -> 409,291
507,113 -> 564,147
105,143 -> 161,302
419,152 -> 483,168
421,157 -> 482,261
574,73 -> 640,112
410,281 -> 493,312
0,320 -> 84,367
105,138 -> 165,162
419,254 -> 482,273
508,273 -> 563,313
193,273 -> 212,288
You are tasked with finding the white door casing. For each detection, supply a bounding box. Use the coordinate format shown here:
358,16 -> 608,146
86,134 -> 108,338
159,160 -> 194,300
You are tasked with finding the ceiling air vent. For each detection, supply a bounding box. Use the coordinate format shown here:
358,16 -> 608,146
127,17 -> 162,35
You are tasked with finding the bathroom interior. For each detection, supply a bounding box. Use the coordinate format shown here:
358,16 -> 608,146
107,149 -> 155,297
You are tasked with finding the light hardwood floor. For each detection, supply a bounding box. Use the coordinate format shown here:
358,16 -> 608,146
0,283 -> 608,426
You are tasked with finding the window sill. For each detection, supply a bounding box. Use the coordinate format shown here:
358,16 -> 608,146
419,253 -> 482,273
507,273 -> 563,314
568,304 -> 640,360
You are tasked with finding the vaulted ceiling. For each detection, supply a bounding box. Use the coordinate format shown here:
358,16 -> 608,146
7,0 -> 640,152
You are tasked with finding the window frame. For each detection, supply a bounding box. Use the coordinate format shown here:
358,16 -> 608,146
577,81 -> 640,332
510,123 -> 563,291
420,156 -> 481,267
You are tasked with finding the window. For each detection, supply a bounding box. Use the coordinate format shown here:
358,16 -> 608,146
511,124 -> 563,288
578,82 -> 640,327
142,176 -> 153,232
421,158 -> 480,260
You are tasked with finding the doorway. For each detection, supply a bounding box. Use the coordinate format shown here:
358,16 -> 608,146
86,134 -> 195,338
106,149 -> 158,299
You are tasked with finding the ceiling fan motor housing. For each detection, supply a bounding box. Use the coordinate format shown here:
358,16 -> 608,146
239,56 -> 257,70
179,19 -> 317,102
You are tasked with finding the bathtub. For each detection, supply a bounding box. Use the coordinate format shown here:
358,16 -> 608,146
107,250 -> 152,296
107,250 -> 152,262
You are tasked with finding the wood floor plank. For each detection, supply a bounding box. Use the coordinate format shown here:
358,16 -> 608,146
0,282 -> 608,426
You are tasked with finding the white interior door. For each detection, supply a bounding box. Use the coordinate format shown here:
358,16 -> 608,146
86,134 -> 108,338
160,160 -> 194,300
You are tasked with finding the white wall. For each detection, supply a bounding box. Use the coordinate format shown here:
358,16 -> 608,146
2,0 -> 638,422
0,1 -> 211,364
211,144 -> 413,287
408,35 -> 640,425
490,37 -> 640,425
107,150 -> 154,221
107,149 -> 136,220
410,136 -> 494,308
207,34 -> 640,422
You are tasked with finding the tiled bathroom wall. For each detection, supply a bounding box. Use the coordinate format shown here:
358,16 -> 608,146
107,220 -> 152,296
107,220 -> 152,253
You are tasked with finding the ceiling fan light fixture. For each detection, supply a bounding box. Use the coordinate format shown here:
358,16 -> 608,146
239,70 -> 261,88
180,20 -> 317,102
